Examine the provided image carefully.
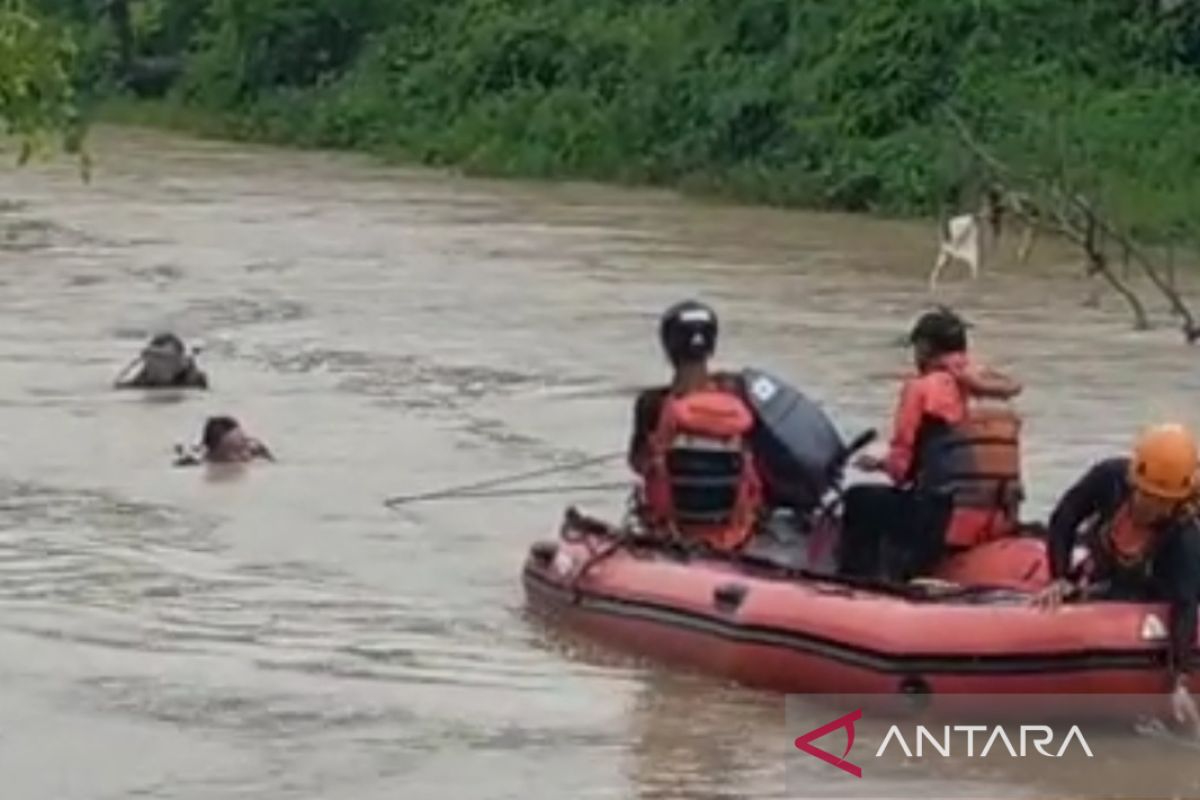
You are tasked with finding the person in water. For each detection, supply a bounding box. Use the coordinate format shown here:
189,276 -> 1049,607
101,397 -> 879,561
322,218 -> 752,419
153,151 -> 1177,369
839,306 -> 1024,581
1033,423 -> 1200,734
628,300 -> 764,552
174,415 -> 273,466
115,333 -> 208,389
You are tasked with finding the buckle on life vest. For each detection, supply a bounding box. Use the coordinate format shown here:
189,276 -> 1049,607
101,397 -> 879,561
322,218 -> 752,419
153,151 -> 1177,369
670,432 -> 742,452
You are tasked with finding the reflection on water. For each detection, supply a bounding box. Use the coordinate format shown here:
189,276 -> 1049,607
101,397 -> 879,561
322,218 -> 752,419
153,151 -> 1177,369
627,671 -> 784,800
0,125 -> 1197,798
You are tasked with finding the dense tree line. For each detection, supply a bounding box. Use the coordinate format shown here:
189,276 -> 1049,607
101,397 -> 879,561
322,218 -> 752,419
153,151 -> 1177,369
20,0 -> 1200,241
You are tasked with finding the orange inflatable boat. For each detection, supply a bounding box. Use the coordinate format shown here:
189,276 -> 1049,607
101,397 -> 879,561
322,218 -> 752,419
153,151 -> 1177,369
523,508 -> 1197,696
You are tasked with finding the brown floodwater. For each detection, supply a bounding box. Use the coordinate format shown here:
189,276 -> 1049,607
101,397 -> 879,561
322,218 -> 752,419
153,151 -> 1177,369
2,125 -> 1199,799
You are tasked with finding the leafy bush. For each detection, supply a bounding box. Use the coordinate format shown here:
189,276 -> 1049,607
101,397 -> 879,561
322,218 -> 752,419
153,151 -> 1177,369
1,0 -> 84,160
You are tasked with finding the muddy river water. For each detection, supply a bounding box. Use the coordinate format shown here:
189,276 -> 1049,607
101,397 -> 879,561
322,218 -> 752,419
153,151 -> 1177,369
2,126 -> 1200,799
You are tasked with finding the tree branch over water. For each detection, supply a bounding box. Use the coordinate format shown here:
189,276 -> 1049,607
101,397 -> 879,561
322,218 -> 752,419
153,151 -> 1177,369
945,108 -> 1200,342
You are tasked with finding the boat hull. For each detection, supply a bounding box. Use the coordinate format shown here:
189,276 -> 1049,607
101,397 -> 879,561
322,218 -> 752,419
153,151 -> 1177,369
523,525 -> 1193,701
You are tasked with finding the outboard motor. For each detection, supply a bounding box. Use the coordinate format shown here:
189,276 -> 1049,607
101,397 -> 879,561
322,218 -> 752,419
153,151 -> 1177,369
741,368 -> 848,514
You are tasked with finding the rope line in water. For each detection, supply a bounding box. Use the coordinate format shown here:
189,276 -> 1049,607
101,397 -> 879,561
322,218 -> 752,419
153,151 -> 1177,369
415,481 -> 631,501
384,451 -> 625,507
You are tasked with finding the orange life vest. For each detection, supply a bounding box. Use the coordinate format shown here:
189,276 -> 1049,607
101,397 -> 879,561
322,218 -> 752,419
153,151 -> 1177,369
917,400 -> 1024,547
1107,503 -> 1154,565
643,385 -> 763,551
1089,501 -> 1160,581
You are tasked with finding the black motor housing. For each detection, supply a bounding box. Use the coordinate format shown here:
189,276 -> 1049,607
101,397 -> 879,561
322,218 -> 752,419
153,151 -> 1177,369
741,368 -> 847,513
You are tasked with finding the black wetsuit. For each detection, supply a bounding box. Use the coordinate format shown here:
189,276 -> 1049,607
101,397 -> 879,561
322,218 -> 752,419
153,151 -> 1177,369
1048,457 -> 1200,680
123,365 -> 209,389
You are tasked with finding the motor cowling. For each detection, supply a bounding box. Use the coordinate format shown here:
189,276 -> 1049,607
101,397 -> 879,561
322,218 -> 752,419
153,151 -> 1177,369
741,368 -> 847,513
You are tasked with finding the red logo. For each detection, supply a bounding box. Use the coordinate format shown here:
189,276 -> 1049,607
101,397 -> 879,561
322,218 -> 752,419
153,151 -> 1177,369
793,709 -> 863,778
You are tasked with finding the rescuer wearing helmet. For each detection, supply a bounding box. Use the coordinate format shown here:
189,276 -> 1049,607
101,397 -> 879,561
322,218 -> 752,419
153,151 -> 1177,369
841,306 -> 1024,581
1034,423 -> 1200,735
627,300 -> 764,552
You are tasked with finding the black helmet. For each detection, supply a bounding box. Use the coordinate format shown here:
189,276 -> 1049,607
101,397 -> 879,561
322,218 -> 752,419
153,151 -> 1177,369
659,300 -> 718,365
908,306 -> 968,354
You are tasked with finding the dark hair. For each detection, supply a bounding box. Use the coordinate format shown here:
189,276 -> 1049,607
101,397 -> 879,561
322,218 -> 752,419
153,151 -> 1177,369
908,306 -> 969,355
202,416 -> 240,451
146,332 -> 185,354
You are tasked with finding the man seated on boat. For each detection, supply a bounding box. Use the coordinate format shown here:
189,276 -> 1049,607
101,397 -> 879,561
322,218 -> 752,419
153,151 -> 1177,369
839,306 -> 1024,581
1033,423 -> 1200,733
626,300 -> 764,552
115,332 -> 209,389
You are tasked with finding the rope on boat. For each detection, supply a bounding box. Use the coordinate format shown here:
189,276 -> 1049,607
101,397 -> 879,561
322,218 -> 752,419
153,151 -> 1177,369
556,507 -> 1033,605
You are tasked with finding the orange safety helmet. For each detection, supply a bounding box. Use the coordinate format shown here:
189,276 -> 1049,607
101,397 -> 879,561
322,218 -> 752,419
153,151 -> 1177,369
1129,423 -> 1199,500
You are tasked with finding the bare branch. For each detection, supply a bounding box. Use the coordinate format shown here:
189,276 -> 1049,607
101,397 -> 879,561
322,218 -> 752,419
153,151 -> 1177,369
945,107 -> 1199,342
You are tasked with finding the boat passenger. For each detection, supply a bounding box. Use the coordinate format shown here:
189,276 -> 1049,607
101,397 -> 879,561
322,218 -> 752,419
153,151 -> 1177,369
174,415 -> 273,466
1033,423 -> 1200,735
627,300 -> 764,552
839,306 -> 1024,581
115,332 -> 209,389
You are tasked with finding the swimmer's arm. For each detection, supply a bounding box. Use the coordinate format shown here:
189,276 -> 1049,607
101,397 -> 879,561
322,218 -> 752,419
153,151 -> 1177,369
251,440 -> 276,461
115,370 -> 150,389
172,444 -> 203,467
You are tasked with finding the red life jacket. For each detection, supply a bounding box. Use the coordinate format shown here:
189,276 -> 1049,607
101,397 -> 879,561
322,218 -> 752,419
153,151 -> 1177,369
916,392 -> 1024,548
643,385 -> 763,551
1085,501 -> 1160,582
1106,503 -> 1155,565
1071,490 -> 1200,587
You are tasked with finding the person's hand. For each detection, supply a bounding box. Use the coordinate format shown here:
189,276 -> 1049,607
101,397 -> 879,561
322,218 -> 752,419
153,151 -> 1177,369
854,453 -> 886,473
252,441 -> 276,462
1171,680 -> 1200,739
172,443 -> 202,468
1030,579 -> 1073,611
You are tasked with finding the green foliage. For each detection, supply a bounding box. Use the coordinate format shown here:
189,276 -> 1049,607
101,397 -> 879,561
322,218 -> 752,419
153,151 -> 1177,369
48,0 -> 1200,239
180,0 -> 392,107
0,0 -> 85,164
